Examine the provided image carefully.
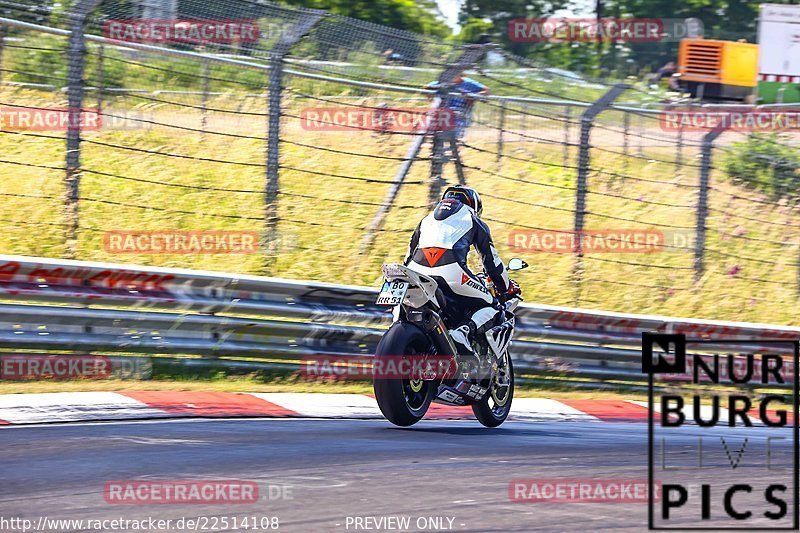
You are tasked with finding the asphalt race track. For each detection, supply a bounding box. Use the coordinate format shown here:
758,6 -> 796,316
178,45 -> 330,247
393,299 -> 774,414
0,418 -> 794,532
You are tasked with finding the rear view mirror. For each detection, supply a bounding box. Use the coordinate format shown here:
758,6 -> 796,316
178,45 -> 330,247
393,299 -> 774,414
507,258 -> 529,271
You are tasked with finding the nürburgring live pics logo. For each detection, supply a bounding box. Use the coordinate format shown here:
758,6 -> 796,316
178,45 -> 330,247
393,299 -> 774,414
643,332 -> 799,530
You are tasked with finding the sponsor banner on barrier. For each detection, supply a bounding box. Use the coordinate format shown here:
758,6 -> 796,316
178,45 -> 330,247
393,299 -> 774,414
545,311 -> 800,342
0,259 -> 176,291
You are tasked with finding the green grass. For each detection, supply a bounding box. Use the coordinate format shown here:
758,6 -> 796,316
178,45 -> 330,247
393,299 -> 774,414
0,86 -> 798,326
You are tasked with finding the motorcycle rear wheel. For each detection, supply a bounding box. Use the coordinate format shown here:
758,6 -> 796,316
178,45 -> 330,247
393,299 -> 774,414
373,322 -> 436,427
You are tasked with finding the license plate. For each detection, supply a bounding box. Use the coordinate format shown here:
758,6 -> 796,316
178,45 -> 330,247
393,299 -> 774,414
376,280 -> 409,306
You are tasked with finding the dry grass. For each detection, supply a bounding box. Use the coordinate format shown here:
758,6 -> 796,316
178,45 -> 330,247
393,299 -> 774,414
0,87 -> 798,326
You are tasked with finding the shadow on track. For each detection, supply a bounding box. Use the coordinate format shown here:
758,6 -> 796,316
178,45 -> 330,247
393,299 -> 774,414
386,425 -> 581,439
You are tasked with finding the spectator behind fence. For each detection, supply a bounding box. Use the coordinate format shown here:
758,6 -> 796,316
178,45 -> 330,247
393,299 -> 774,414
426,74 -> 489,139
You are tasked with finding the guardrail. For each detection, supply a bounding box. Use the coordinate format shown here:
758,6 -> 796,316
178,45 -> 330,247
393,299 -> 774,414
0,255 -> 798,386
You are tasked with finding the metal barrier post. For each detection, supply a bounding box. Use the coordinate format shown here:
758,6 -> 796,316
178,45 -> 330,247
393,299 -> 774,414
694,124 -> 727,283
264,11 -> 325,273
64,0 -> 101,260
573,84 -> 628,301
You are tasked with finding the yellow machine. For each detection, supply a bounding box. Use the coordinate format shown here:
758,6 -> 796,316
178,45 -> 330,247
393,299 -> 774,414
677,38 -> 758,100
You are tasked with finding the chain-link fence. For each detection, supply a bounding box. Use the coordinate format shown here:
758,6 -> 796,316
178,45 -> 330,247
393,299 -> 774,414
0,0 -> 798,325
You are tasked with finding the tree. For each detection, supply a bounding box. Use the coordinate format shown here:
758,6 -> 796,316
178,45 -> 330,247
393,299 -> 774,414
455,0 -> 786,76
283,0 -> 451,37
457,17 -> 494,43
611,0 -> 764,74
459,0 -> 572,54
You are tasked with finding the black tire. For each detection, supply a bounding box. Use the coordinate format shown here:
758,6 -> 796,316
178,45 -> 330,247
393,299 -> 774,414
472,357 -> 514,428
373,322 -> 436,427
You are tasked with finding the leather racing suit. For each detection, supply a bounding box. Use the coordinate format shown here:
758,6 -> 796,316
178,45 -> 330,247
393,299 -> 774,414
403,197 -> 510,356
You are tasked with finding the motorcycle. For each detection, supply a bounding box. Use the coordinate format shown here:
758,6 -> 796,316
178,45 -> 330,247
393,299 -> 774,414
372,258 -> 528,428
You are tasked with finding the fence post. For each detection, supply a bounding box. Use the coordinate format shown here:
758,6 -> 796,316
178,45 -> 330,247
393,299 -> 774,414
573,84 -> 628,302
429,130 -> 446,204
263,11 -> 325,273
676,123 -> 684,172
0,25 -> 6,85
694,124 -> 726,283
64,0 -> 101,260
563,104 -> 571,168
521,102 -> 528,131
449,135 -> 466,185
496,100 -> 506,163
622,109 -> 629,175
95,42 -> 104,113
637,104 -> 645,157
200,58 -> 210,141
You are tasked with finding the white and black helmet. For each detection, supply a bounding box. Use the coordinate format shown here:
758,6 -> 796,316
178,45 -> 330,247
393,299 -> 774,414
442,186 -> 482,217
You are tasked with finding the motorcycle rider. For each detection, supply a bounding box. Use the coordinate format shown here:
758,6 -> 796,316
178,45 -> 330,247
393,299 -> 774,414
403,186 -> 521,359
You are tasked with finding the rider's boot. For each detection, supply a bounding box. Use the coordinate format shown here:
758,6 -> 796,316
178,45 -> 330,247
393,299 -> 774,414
449,323 -> 472,355
449,321 -> 479,362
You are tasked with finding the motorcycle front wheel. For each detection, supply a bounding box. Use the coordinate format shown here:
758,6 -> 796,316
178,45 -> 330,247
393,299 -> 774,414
373,321 -> 436,427
472,356 -> 514,428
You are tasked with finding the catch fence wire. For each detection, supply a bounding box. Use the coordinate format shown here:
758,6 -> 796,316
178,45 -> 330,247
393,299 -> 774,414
0,0 -> 797,322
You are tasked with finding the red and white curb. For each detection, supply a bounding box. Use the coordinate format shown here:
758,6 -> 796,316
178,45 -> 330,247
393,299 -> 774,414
0,392 -> 654,425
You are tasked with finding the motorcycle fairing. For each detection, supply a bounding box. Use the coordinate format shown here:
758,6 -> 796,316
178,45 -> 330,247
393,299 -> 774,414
486,316 -> 514,362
